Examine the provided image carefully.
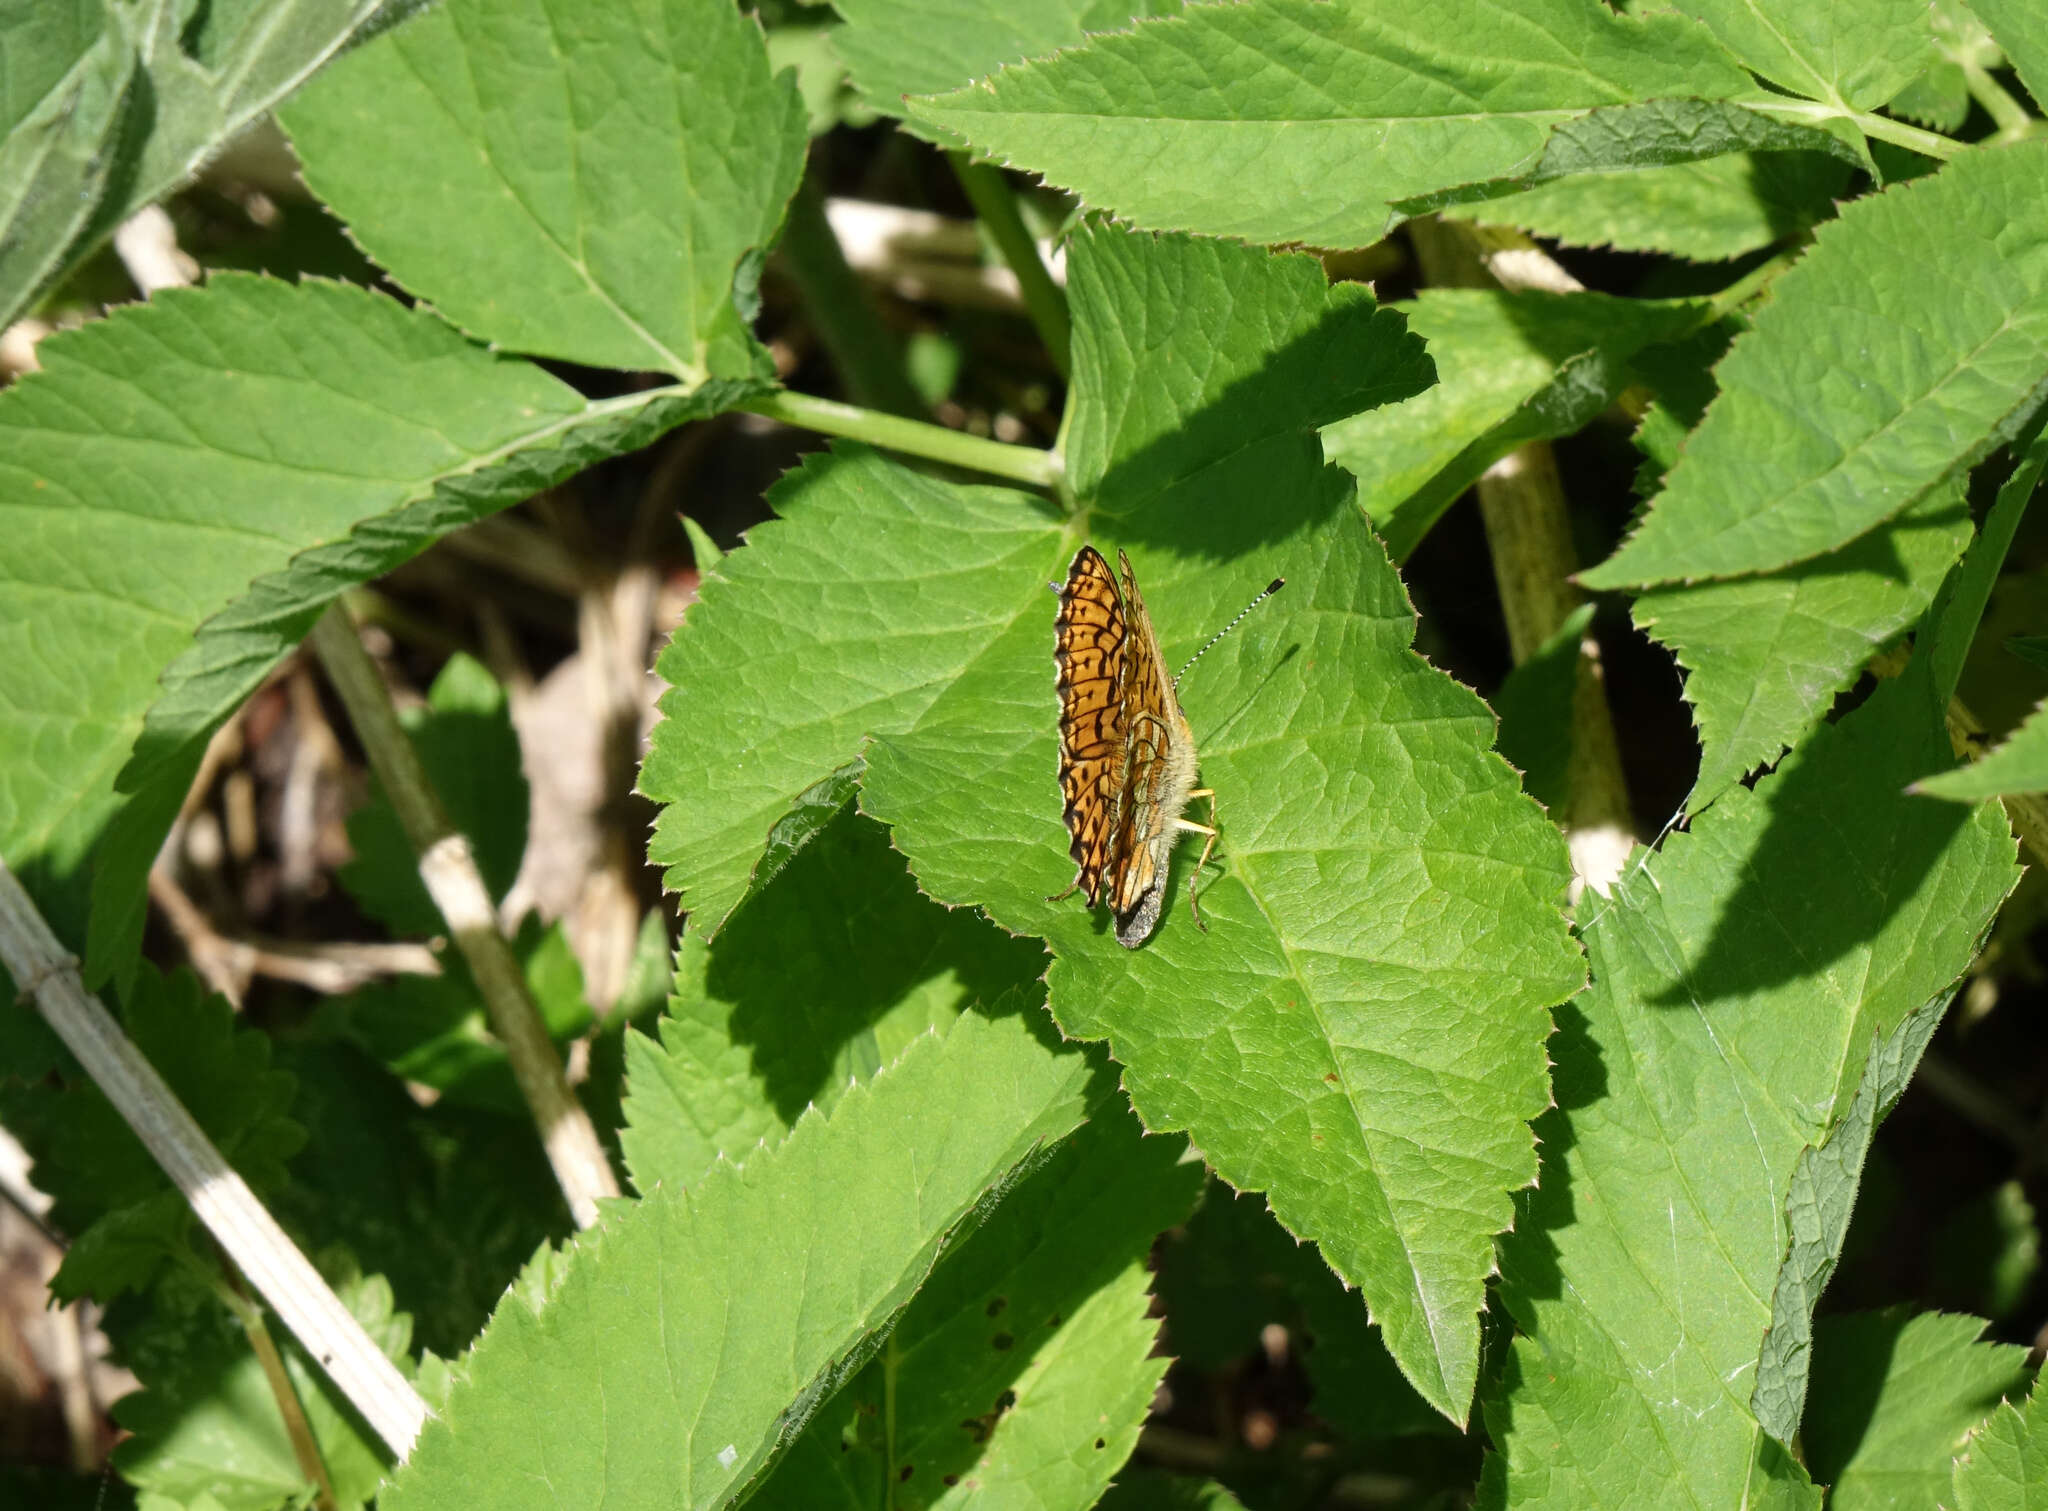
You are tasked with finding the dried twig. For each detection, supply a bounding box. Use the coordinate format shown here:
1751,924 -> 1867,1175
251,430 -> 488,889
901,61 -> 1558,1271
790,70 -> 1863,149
310,604 -> 620,1227
0,857 -> 429,1458
150,867 -> 439,1002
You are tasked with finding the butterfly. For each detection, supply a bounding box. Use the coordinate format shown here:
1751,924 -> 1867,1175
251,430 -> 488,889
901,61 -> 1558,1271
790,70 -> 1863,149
1050,545 -> 1282,947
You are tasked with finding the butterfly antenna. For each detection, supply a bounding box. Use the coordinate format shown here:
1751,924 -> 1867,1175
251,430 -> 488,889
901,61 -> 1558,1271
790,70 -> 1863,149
1173,577 -> 1286,688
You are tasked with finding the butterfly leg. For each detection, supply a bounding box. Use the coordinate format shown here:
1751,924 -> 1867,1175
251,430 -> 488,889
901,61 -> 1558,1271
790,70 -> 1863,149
1176,790 -> 1220,932
1046,881 -> 1081,905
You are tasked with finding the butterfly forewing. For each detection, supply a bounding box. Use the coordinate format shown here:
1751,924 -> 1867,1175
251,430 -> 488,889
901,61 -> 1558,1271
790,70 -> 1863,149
1052,546 -> 1130,907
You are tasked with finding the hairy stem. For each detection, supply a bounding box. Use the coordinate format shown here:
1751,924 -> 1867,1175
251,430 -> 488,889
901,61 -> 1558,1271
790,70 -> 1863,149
1961,58 -> 2033,138
738,389 -> 1063,489
1408,217 -> 1636,888
949,152 -> 1072,379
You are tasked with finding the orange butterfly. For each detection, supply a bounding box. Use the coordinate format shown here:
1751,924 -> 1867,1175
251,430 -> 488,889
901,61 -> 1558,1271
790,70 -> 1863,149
1050,546 -> 1282,947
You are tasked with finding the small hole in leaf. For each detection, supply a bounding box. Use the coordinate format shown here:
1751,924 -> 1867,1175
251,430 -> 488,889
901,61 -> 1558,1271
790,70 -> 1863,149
986,1297 -> 1007,1316
943,1475 -> 959,1487
991,1332 -> 1014,1351
1094,1439 -> 1106,1450
899,1465 -> 914,1482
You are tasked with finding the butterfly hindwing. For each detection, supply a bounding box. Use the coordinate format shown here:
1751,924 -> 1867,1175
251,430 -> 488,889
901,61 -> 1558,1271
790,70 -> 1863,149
1108,551 -> 1199,944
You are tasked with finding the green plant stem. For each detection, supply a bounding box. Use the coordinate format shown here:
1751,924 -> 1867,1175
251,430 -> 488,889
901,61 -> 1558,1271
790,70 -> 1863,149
1962,58 -> 2033,138
309,603 -> 620,1229
217,1267 -> 338,1511
1747,97 -> 1965,160
738,389 -> 1063,489
948,152 -> 1072,380
779,175 -> 930,418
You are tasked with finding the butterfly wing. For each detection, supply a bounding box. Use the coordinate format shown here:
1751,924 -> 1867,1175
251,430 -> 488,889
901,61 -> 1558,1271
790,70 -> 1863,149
1109,551 -> 1199,945
1053,545 -> 1130,906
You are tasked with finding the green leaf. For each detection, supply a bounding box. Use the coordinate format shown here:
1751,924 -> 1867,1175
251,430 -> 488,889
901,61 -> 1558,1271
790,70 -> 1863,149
338,653 -> 528,937
1924,423 -> 2048,709
832,0 -> 1183,122
1917,697 -> 2048,800
1637,482 -> 1972,811
1442,150 -> 1849,262
1583,139 -> 2048,587
1323,289 -> 1709,563
1058,229 -> 1434,499
640,450 -> 1066,936
749,1105 -> 1202,1508
2,968 -> 303,1305
1494,604 -> 1598,814
1953,1368 -> 2048,1511
1888,0 -> 2004,132
265,1032 -> 571,1359
1391,97 -> 1867,220
0,0 -> 401,332
282,0 -> 807,382
1485,673 -> 2017,1509
745,760 -> 863,906
680,511 -> 727,573
1627,319 -> 1737,492
323,917 -> 590,1116
1968,0 -> 2048,112
1750,991 -> 1950,1445
641,224 -> 1567,1421
1668,0 -> 1933,112
381,1010 -> 1105,1511
0,272 -> 747,984
1803,1310 -> 2033,1510
764,23 -> 867,139
0,2 -> 135,331
906,0 -> 1756,247
862,228 -> 1577,1422
620,802 -> 1044,1192
113,1264 -> 411,1511
1912,432 -> 2048,802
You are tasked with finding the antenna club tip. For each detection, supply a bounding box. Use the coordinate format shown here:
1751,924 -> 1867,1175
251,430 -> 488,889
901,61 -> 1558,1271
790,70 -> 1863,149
1267,578 -> 1285,594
